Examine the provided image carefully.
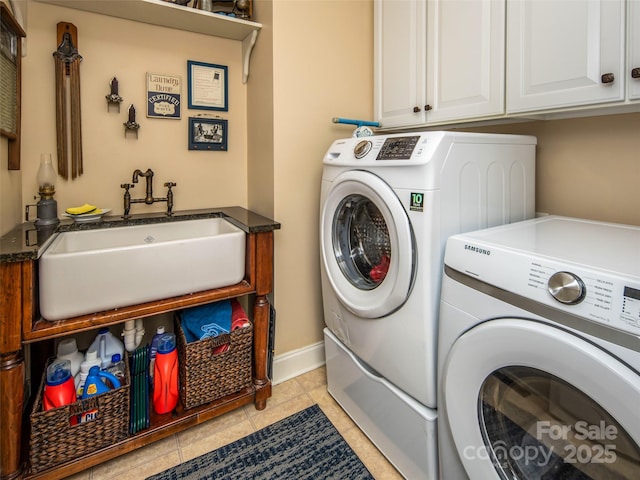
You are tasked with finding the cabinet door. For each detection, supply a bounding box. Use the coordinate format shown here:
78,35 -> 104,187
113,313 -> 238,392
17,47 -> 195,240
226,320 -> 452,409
374,0 -> 426,128
507,0 -> 625,113
425,0 -> 505,124
629,0 -> 640,100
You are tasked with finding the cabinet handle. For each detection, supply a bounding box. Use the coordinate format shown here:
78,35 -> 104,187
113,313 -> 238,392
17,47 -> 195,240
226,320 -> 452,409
601,73 -> 615,84
413,106 -> 421,113
425,105 -> 433,111
632,68 -> 640,79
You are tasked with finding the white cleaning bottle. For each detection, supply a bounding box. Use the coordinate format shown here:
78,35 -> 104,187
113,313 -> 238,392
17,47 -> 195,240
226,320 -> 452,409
75,349 -> 102,395
88,327 -> 125,369
55,338 -> 84,377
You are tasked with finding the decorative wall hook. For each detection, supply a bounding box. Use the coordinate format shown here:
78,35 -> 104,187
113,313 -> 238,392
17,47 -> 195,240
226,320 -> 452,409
106,76 -> 123,112
123,104 -> 140,138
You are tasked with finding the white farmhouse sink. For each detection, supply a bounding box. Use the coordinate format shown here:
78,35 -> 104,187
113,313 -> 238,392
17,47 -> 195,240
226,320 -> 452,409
39,218 -> 246,321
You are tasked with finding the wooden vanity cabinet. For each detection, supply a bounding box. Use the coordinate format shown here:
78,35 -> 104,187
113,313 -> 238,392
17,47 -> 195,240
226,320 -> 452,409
0,229 -> 274,480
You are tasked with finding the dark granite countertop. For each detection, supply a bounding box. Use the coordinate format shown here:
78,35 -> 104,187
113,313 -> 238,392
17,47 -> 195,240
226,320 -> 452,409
0,207 -> 280,263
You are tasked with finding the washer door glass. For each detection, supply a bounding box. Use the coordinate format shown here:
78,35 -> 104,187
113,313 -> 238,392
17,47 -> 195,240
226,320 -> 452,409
333,193 -> 391,290
480,366 -> 640,480
321,170 -> 416,318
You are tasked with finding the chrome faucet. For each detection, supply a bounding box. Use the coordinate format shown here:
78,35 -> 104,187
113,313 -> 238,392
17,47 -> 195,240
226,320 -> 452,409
121,168 -> 176,218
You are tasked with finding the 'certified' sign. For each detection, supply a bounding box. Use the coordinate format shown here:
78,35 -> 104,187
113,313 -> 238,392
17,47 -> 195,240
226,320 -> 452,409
147,73 -> 181,120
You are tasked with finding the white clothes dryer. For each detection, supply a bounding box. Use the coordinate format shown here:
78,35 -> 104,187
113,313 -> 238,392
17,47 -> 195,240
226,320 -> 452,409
438,216 -> 640,480
320,132 -> 536,478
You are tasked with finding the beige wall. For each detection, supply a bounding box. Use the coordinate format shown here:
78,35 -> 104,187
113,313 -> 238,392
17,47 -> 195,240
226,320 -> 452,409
247,0 -> 274,217
2,0 -> 639,361
246,0 -> 375,354
19,0 -> 248,218
267,0 -> 374,353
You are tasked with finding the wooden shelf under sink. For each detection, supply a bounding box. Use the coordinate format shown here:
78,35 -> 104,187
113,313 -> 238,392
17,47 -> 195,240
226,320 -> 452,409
24,280 -> 255,342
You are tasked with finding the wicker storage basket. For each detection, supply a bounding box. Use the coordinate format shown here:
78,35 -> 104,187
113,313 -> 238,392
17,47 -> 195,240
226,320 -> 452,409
176,307 -> 253,410
29,355 -> 130,474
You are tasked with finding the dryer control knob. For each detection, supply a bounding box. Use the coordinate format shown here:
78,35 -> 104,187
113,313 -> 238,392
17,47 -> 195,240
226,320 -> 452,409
354,140 -> 372,159
548,271 -> 586,304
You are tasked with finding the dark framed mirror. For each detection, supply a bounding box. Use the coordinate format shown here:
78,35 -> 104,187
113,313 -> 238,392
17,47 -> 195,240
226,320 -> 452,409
1,4 -> 26,170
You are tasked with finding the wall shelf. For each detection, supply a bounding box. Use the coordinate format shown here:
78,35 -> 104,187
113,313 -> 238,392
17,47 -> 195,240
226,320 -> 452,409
35,0 -> 262,82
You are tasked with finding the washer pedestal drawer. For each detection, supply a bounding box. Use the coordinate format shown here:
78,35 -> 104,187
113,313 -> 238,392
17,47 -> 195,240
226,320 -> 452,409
324,328 -> 438,479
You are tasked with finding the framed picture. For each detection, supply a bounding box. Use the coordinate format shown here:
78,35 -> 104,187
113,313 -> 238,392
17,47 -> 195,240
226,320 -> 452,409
189,117 -> 227,151
187,60 -> 228,111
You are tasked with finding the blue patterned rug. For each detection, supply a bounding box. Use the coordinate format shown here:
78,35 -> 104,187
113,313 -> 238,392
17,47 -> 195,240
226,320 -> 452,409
146,404 -> 374,480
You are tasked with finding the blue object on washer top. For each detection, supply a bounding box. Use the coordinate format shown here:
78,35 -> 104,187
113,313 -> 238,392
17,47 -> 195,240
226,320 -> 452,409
181,300 -> 232,343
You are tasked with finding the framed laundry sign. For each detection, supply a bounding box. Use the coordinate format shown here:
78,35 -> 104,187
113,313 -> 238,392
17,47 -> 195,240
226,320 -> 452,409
146,73 -> 181,119
187,60 -> 228,111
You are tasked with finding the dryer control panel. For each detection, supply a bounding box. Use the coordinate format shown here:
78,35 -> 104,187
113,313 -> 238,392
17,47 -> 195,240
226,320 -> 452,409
547,271 -> 586,304
622,286 -> 640,330
444,216 -> 640,339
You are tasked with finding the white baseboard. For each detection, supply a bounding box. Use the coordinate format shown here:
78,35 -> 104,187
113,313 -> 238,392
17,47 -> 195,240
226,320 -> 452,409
272,340 -> 326,385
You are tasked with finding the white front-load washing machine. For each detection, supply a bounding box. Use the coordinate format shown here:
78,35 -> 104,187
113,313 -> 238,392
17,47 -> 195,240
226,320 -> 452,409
320,131 -> 536,478
438,216 -> 640,480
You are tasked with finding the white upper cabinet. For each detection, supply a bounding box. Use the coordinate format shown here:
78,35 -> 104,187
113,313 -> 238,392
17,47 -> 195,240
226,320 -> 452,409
374,0 -> 504,128
506,0 -> 625,113
425,0 -> 505,124
374,0 -> 427,128
629,0 -> 640,100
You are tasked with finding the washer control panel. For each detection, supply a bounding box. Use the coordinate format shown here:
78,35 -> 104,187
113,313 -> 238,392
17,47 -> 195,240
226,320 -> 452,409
353,140 -> 372,159
350,136 -> 420,160
323,133 -> 442,166
376,136 -> 420,160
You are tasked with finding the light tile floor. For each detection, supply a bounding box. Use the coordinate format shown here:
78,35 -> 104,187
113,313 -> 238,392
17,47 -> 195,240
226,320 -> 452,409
67,367 -> 403,480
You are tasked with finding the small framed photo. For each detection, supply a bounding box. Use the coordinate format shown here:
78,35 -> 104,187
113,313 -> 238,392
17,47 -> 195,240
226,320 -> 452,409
187,60 -> 228,111
189,117 -> 228,151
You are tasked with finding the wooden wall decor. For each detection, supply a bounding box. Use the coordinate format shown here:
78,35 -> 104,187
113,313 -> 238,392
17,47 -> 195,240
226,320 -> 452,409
53,22 -> 83,180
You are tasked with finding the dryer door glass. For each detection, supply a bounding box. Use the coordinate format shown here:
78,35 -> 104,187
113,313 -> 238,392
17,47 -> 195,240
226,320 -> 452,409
332,194 -> 391,290
478,366 -> 640,480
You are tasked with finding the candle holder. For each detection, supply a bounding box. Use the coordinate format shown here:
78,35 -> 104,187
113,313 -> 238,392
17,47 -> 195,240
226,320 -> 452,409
123,104 -> 140,138
106,76 -> 123,112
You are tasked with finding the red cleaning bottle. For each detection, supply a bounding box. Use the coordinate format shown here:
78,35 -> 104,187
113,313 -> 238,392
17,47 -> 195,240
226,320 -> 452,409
43,359 -> 77,411
153,333 -> 179,414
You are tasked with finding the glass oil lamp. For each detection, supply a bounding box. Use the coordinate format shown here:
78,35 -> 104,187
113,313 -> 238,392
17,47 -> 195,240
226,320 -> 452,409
34,153 -> 59,226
